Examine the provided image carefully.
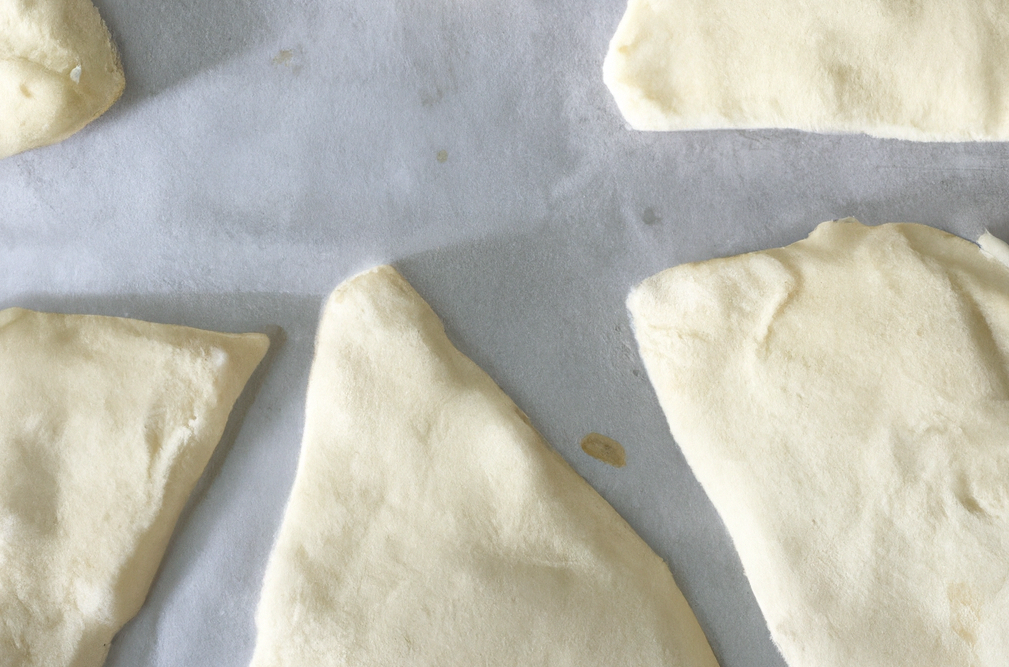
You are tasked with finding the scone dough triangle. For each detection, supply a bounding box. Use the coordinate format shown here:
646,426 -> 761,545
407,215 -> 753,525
250,266 -> 718,667
1,0 -> 125,157
0,308 -> 268,666
630,219 -> 1009,667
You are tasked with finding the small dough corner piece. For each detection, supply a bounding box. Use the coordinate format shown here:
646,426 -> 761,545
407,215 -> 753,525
603,0 -> 1009,140
250,266 -> 719,667
629,218 -> 1009,667
0,308 -> 268,666
1,0 -> 125,158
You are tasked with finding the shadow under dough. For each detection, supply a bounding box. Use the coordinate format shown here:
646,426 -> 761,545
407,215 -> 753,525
91,0 -> 272,105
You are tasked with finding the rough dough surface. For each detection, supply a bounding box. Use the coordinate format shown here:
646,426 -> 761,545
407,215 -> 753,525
250,266 -> 718,667
1,0 -> 125,158
604,1 -> 1009,141
0,308 -> 268,667
629,219 -> 1009,667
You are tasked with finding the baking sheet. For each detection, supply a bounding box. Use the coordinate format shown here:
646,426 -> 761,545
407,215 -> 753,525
3,0 -> 1009,665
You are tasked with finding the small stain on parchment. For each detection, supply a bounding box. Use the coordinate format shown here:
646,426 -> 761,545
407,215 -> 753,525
642,207 -> 660,226
581,433 -> 626,468
272,48 -> 303,74
436,150 -> 448,163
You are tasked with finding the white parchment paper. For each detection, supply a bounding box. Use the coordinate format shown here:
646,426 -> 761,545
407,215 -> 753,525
3,0 -> 1009,665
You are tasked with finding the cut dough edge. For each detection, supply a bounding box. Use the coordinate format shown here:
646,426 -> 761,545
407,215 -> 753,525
0,308 -> 269,667
629,218 -> 1009,667
1,0 -> 125,158
250,265 -> 718,667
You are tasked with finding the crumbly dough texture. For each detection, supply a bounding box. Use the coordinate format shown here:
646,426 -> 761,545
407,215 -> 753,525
1,0 -> 125,158
0,308 -> 268,667
604,1 -> 1009,141
629,219 -> 1009,667
250,266 -> 718,667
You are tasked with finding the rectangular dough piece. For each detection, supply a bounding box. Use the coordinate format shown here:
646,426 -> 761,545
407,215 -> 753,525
604,1 -> 1009,140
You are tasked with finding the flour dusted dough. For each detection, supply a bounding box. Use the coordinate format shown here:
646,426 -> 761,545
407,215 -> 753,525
1,0 -> 125,158
250,266 -> 717,667
604,1 -> 1009,141
0,308 -> 268,666
629,219 -> 1009,667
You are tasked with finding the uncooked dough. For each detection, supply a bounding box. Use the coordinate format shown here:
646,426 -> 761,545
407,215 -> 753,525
250,266 -> 718,667
629,219 -> 1009,667
1,0 -> 125,158
604,1 -> 1009,141
0,308 -> 268,666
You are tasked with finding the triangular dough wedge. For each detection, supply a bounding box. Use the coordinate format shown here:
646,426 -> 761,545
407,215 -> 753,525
604,0 -> 1009,140
629,219 -> 1009,667
0,308 -> 268,666
1,0 -> 125,158
250,266 -> 717,667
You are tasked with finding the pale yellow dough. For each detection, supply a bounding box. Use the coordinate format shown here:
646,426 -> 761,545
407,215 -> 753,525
0,308 -> 268,667
250,266 -> 718,667
1,0 -> 125,158
604,1 -> 1009,141
630,219 -> 1009,667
